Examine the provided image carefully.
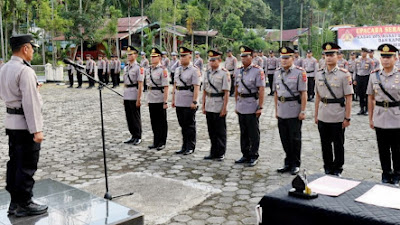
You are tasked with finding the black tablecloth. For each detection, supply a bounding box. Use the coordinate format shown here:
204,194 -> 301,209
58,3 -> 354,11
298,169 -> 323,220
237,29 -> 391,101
258,174 -> 400,225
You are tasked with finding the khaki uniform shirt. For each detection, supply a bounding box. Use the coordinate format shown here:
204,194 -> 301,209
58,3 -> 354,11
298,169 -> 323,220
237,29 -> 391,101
261,56 -> 268,72
86,59 -> 94,74
115,59 -> 121,74
0,56 -> 43,133
367,68 -> 400,129
194,57 -> 204,71
348,59 -> 356,73
234,64 -> 265,114
146,64 -> 169,103
273,65 -> 307,119
266,56 -> 279,75
371,57 -> 380,70
170,60 -> 180,73
140,58 -> 149,69
315,67 -> 354,123
174,64 -> 201,107
354,57 -> 374,79
338,59 -> 348,70
252,56 -> 264,69
97,59 -> 106,70
303,57 -> 318,77
203,67 -> 231,113
162,57 -> 170,69
294,57 -> 303,68
123,61 -> 144,100
225,56 -> 237,75
318,58 -> 326,71
169,59 -> 179,72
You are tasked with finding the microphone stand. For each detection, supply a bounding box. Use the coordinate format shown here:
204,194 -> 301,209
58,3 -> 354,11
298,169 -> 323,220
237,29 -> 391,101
69,63 -> 133,200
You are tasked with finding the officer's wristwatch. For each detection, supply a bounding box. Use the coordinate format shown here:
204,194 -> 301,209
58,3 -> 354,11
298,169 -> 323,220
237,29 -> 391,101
164,102 -> 168,105
344,118 -> 351,122
193,101 -> 198,105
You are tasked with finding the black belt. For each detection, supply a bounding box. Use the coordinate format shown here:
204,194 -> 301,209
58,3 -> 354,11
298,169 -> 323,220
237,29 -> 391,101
228,69 -> 234,72
148,86 -> 163,90
205,92 -> 224,97
349,71 -> 354,73
306,71 -> 314,73
238,92 -> 258,98
176,86 -> 193,91
278,95 -> 300,103
376,101 -> 400,108
320,97 -> 345,106
7,108 -> 24,115
126,84 -> 138,88
268,68 -> 276,70
356,74 -> 370,76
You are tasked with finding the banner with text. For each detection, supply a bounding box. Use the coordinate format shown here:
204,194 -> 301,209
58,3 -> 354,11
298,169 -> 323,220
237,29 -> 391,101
338,25 -> 400,50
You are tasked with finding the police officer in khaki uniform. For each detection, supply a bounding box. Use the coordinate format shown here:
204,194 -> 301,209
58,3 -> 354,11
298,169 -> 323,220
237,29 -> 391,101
274,47 -> 307,175
194,51 -> 204,72
0,34 -> 48,216
369,49 -> 380,70
161,51 -> 170,69
146,47 -> 169,150
66,58 -> 74,88
267,50 -> 279,96
252,51 -> 263,69
169,52 -> 179,84
348,52 -> 357,101
140,52 -> 149,92
202,50 -> 231,161
260,50 -> 268,75
115,56 -> 122,86
86,54 -> 95,88
354,48 -> 375,115
75,55 -> 83,88
303,50 -> 318,101
123,46 -> 144,145
225,49 -> 237,96
367,43 -> 400,186
172,47 -> 201,155
315,42 -> 354,177
293,50 -> 303,67
234,46 -> 265,167
337,50 -> 348,69
97,55 -> 106,86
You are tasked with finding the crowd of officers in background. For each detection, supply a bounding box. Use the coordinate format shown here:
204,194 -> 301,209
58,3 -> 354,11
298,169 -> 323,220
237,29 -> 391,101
64,43 -> 400,187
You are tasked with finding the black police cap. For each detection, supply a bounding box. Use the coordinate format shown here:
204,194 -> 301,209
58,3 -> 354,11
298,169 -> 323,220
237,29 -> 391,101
10,34 -> 39,51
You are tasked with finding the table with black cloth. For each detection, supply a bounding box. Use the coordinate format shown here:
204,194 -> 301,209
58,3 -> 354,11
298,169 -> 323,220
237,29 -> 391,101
258,174 -> 400,225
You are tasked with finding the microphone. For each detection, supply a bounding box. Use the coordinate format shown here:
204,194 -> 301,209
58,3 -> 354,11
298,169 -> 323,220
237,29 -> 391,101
63,58 -> 85,70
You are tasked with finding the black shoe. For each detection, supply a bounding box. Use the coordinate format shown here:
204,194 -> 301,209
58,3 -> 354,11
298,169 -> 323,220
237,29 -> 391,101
215,155 -> 225,161
175,149 -> 185,154
290,167 -> 300,175
148,145 -> 157,149
277,165 -> 290,173
364,111 -> 368,116
393,176 -> 400,187
268,93 -> 274,96
204,155 -> 214,160
235,157 -> 249,164
333,172 -> 342,177
67,86 -> 73,88
8,202 -> 17,215
357,109 -> 364,115
133,139 -> 142,145
247,158 -> 258,167
123,137 -> 136,144
183,149 -> 194,155
324,169 -> 334,175
15,201 -> 48,217
382,173 -> 393,184
76,86 -> 82,89
86,86 -> 93,89
156,145 -> 165,150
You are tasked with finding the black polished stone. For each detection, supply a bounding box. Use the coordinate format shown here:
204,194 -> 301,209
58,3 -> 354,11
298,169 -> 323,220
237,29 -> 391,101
0,179 -> 143,225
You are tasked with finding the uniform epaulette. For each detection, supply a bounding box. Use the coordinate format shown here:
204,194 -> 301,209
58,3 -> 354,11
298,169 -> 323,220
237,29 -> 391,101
295,66 -> 305,71
339,68 -> 349,73
276,67 -> 281,71
221,68 -> 228,72
253,64 -> 261,69
238,66 -> 243,69
371,69 -> 380,73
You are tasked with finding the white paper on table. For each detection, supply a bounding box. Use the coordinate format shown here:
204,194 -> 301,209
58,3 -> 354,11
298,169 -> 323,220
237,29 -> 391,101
307,175 -> 361,196
355,185 -> 400,210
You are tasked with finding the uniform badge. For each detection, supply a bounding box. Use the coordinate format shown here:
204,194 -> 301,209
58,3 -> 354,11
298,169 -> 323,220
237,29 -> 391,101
260,71 -> 265,80
163,69 -> 168,78
140,67 -> 144,75
180,48 -> 184,53
347,76 -> 352,85
152,49 -> 156,53
208,52 -> 213,57
302,71 -> 307,82
395,79 -> 399,84
240,47 -> 245,53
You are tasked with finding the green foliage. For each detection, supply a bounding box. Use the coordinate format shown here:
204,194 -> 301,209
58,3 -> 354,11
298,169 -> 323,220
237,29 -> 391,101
299,26 -> 335,59
222,14 -> 244,40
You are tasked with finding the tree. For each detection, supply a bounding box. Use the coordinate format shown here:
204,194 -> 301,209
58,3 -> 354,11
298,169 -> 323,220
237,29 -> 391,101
241,0 -> 271,28
221,14 -> 244,40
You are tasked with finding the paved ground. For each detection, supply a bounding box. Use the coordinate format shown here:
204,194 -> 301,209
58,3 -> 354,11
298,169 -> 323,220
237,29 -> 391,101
0,83 -> 384,224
